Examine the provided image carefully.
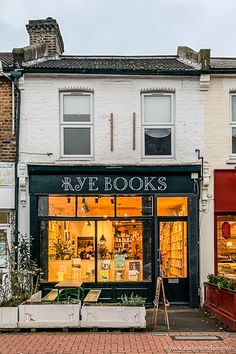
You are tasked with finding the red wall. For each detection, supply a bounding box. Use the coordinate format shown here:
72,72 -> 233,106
215,170 -> 236,212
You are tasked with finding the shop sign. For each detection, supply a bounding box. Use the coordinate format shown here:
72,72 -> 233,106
61,176 -> 167,193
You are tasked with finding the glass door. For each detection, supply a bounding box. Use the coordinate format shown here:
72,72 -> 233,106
158,220 -> 189,303
156,196 -> 189,304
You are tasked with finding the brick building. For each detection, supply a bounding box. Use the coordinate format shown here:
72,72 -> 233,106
0,53 -> 15,280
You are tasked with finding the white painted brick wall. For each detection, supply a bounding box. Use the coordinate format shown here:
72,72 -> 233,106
19,75 -> 204,165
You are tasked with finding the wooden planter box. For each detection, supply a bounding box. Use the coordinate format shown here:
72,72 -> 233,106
18,302 -> 81,328
0,307 -> 18,329
81,305 -> 146,328
204,282 -> 236,331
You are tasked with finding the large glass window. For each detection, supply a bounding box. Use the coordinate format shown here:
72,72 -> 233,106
39,194 -> 153,283
60,92 -> 93,158
142,93 -> 174,158
217,215 -> 236,278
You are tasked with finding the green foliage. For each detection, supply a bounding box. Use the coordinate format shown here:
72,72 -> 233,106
120,293 -> 145,306
0,234 -> 41,307
98,244 -> 109,259
207,273 -> 236,291
52,240 -> 73,260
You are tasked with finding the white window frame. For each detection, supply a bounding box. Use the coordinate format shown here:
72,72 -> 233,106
230,93 -> 236,158
60,92 -> 94,159
141,92 -> 175,159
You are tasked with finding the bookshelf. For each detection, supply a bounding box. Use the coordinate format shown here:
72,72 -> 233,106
160,221 -> 187,278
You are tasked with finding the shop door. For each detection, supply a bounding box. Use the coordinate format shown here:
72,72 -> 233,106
158,220 -> 189,304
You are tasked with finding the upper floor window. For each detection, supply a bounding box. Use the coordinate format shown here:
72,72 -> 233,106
230,94 -> 236,156
60,92 -> 93,158
142,92 -> 174,158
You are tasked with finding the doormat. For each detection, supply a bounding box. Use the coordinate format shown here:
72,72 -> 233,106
170,335 -> 223,341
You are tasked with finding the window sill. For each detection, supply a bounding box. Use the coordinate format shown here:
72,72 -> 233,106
57,157 -> 95,162
226,159 -> 236,164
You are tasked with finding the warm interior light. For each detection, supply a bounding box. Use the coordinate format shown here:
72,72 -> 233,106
100,234 -> 106,242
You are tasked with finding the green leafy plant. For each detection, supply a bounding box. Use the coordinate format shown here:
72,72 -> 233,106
120,293 -> 145,306
0,234 -> 42,307
52,240 -> 73,260
207,273 -> 236,291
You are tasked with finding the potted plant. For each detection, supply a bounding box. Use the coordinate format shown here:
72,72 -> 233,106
204,273 -> 236,330
81,293 -> 146,328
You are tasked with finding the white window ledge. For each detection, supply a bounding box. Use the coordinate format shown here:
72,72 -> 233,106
226,159 -> 236,164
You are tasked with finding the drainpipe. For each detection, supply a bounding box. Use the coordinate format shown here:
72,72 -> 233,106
0,63 -> 22,265
10,70 -> 22,264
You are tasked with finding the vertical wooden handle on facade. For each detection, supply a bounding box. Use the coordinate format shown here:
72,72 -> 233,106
133,112 -> 136,150
110,113 -> 113,151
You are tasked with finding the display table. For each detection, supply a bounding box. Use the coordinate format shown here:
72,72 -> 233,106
55,278 -> 84,300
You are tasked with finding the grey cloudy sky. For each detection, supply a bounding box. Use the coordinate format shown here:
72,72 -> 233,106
1,0 -> 236,57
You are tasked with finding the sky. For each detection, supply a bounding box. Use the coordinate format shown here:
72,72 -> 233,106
1,0 -> 236,57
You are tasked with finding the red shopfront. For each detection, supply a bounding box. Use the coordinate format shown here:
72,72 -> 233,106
215,170 -> 236,278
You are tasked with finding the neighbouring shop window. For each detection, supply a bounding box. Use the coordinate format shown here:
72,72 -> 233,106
60,92 -> 93,157
217,215 -> 236,278
142,93 -> 174,157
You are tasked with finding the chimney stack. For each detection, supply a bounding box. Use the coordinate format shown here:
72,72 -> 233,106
26,17 -> 64,56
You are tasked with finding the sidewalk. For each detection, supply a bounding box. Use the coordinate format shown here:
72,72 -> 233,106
0,308 -> 236,354
0,331 -> 236,354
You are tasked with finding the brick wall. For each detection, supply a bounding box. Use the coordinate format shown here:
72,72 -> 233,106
0,77 -> 15,162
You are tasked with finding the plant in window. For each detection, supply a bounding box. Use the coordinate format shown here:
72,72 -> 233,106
51,240 -> 73,260
97,243 -> 109,259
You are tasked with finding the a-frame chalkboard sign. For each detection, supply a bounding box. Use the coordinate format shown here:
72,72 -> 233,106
152,277 -> 170,329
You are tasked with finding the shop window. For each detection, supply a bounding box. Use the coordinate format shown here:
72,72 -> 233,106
116,196 -> 153,216
217,215 -> 236,278
38,196 -> 76,217
41,220 -> 95,282
142,93 -> 174,158
60,92 -> 93,158
97,220 -> 152,282
77,196 -> 115,217
157,197 -> 188,216
40,219 -> 152,283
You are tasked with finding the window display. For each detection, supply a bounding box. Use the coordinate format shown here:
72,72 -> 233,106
39,194 -> 152,283
217,215 -> 236,278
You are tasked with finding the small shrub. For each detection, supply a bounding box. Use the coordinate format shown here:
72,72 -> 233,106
120,293 -> 145,306
207,273 -> 236,291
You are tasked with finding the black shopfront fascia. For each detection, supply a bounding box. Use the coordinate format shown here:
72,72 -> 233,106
29,165 -> 200,307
